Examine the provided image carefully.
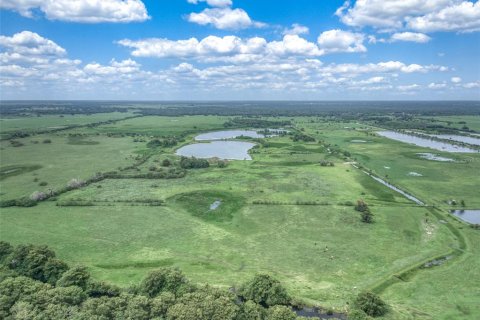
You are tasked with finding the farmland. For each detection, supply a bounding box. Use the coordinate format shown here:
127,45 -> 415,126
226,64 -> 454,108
1,102 -> 479,319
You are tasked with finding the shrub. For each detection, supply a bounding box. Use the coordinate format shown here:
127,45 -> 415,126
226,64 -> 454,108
361,209 -> 373,223
353,292 -> 388,317
162,159 -> 172,167
30,191 -> 47,201
67,178 -> 86,189
218,160 -> 228,168
348,309 -> 370,320
238,274 -> 290,307
38,181 -> 48,186
43,139 -> 52,144
355,200 -> 368,212
15,197 -> 38,207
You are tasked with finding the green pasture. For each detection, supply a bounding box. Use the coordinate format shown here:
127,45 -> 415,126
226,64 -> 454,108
301,121 -> 480,208
0,134 -> 142,200
0,112 -> 133,137
0,114 -> 479,319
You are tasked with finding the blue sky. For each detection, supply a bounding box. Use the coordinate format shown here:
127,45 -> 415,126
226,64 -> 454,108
1,0 -> 479,100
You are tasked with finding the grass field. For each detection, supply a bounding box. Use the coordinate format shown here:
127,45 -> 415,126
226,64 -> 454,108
0,112 -> 134,138
1,113 -> 479,319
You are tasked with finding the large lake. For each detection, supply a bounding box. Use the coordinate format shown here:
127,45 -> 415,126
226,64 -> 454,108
450,209 -> 480,224
195,130 -> 265,141
377,131 -> 478,153
430,134 -> 480,146
176,141 -> 256,160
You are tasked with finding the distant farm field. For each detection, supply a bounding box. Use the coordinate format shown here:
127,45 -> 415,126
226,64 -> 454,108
1,112 -> 479,319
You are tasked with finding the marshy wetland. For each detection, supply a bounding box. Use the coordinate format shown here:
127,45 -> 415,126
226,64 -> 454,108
1,101 -> 479,320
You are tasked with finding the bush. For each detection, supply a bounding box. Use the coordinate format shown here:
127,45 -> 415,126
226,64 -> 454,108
348,309 -> 370,320
238,274 -> 290,307
43,139 -> 52,144
355,200 -> 368,212
180,156 -> 210,169
15,197 -> 38,207
67,178 -> 86,189
361,209 -> 373,223
38,181 -> 48,186
162,159 -> 172,167
30,191 -> 47,201
353,292 -> 388,317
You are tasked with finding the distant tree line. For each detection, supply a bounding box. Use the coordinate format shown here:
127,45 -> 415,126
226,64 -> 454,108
223,117 -> 291,128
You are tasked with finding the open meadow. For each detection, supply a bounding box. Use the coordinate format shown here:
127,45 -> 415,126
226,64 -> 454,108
1,103 -> 479,319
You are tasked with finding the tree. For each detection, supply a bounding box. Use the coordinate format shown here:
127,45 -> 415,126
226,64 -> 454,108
0,241 -> 13,264
7,244 -> 66,283
237,300 -> 265,320
239,274 -> 291,307
86,280 -> 121,298
43,258 -> 69,285
56,266 -> 90,290
265,305 -> 297,320
353,292 -> 388,317
166,286 -> 239,320
139,268 -> 189,298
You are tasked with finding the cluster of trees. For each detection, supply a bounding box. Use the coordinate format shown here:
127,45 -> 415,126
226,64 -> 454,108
223,118 -> 291,128
179,157 -> 210,169
0,242 -> 308,320
291,133 -> 315,142
355,200 -> 373,223
147,138 -> 179,149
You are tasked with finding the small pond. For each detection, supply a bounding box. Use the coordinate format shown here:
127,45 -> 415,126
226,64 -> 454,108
450,209 -> 480,224
377,131 -> 478,153
195,130 -> 265,141
176,141 -> 256,160
210,200 -> 221,210
430,134 -> 480,146
417,153 -> 455,162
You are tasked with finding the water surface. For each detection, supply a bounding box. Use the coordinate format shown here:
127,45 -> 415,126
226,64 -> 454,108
430,134 -> 480,146
417,153 -> 455,162
450,210 -> 480,224
377,131 -> 477,153
195,130 -> 265,141
176,141 -> 256,160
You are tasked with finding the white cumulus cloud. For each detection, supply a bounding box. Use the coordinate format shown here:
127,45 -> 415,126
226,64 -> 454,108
283,24 -> 310,35
187,7 -> 265,29
390,32 -> 431,43
0,31 -> 66,56
336,0 -> 480,33
0,0 -> 149,23
187,0 -> 232,7
317,29 -> 366,54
